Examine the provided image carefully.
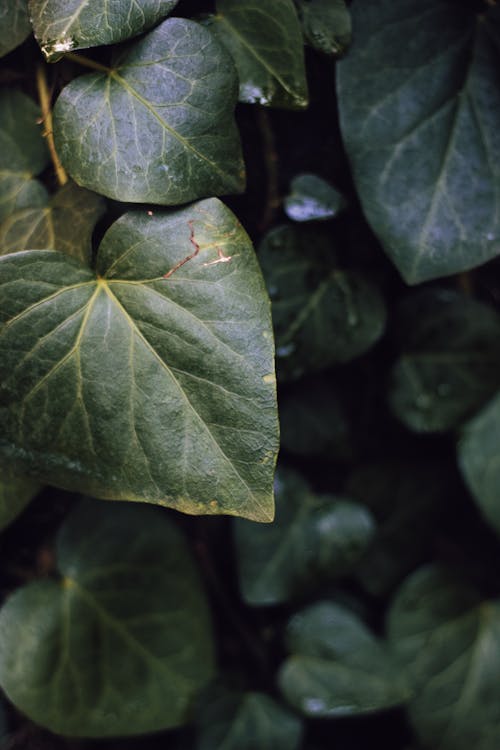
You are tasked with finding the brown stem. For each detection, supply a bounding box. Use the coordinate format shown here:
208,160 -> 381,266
36,64 -> 68,187
64,51 -> 111,73
257,107 -> 281,232
457,271 -> 473,296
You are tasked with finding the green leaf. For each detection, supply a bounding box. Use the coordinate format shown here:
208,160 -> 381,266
459,391 -> 500,537
0,499 -> 215,737
0,1 -> 31,58
196,687 -> 303,750
337,1 -> 500,283
296,0 -> 351,57
284,174 -> 346,223
0,181 -> 106,263
259,225 -> 386,381
0,199 -> 278,522
388,289 -> 500,433
279,601 -> 409,717
29,0 -> 178,60
0,471 -> 40,531
206,0 -> 308,109
234,467 -> 374,605
387,566 -> 500,750
53,18 -> 245,205
0,88 -> 49,223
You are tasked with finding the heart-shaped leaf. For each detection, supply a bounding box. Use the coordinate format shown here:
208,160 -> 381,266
0,1 -> 31,58
0,499 -> 215,737
279,601 -> 409,717
284,174 -> 346,223
29,0 -> 178,60
0,181 -> 106,263
53,18 -> 245,204
387,566 -> 500,750
0,199 -> 278,522
296,0 -> 351,57
0,471 -> 40,531
0,89 -> 49,223
234,467 -> 374,605
337,1 -> 500,283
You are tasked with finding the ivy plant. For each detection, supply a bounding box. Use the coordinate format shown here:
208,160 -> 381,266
1,0 -> 500,748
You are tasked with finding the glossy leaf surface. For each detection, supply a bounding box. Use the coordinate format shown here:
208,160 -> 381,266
337,1 -> 500,283
0,181 -> 106,263
0,499 -> 215,736
279,601 -> 409,717
0,199 -> 278,521
207,0 -> 308,109
0,1 -> 31,58
284,174 -> 345,223
0,471 -> 40,531
388,566 -> 500,750
53,18 -> 245,204
29,0 -> 178,60
296,0 -> 351,56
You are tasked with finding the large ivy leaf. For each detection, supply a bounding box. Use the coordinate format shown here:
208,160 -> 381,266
0,499 -> 215,737
234,467 -> 374,605
0,181 -> 106,263
295,0 -> 351,57
388,289 -> 500,433
0,199 -> 278,522
29,0 -> 178,60
196,687 -> 303,750
53,18 -> 245,205
337,1 -> 500,283
206,0 -> 308,109
459,391 -> 500,537
0,471 -> 40,531
0,89 -> 49,223
387,566 -> 500,750
0,1 -> 31,58
279,601 -> 409,717
259,225 -> 386,381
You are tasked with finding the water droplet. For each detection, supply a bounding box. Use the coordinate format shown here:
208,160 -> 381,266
277,343 -> 295,357
304,697 -> 326,714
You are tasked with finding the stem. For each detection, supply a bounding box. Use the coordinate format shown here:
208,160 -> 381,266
36,64 -> 68,187
257,107 -> 281,232
457,271 -> 473,296
64,51 -> 111,73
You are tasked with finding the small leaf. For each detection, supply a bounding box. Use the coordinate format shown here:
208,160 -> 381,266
234,467 -> 374,605
459,390 -> 500,536
53,18 -> 245,204
387,566 -> 500,750
279,601 -> 409,717
0,88 -> 49,222
196,687 -> 303,750
0,499 -> 215,736
259,225 -> 386,381
337,1 -> 500,283
0,471 -> 40,531
284,174 -> 346,223
296,0 -> 351,57
0,1 -> 31,58
29,0 -> 178,60
0,181 -> 106,263
206,0 -> 308,109
0,199 -> 278,522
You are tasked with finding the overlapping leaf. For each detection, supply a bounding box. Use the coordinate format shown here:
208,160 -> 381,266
0,471 -> 40,531
53,18 -> 245,204
388,566 -> 500,750
284,174 -> 346,223
0,199 -> 278,521
296,0 -> 351,57
0,499 -> 215,736
0,1 -> 31,58
337,0 -> 500,283
206,0 -> 308,109
30,0 -> 178,60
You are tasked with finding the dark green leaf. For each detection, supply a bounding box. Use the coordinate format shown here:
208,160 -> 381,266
29,0 -> 178,60
0,89 -> 49,222
0,499 -> 215,737
296,0 -> 351,56
234,467 -> 374,605
0,199 -> 278,522
259,225 -> 386,381
279,601 -> 409,717
284,174 -> 346,223
53,18 -> 245,204
387,566 -> 500,750
0,1 -> 31,58
388,289 -> 500,433
206,0 -> 308,109
459,391 -> 500,536
337,1 -> 500,283
0,181 -> 106,263
0,471 -> 40,531
196,687 -> 303,750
